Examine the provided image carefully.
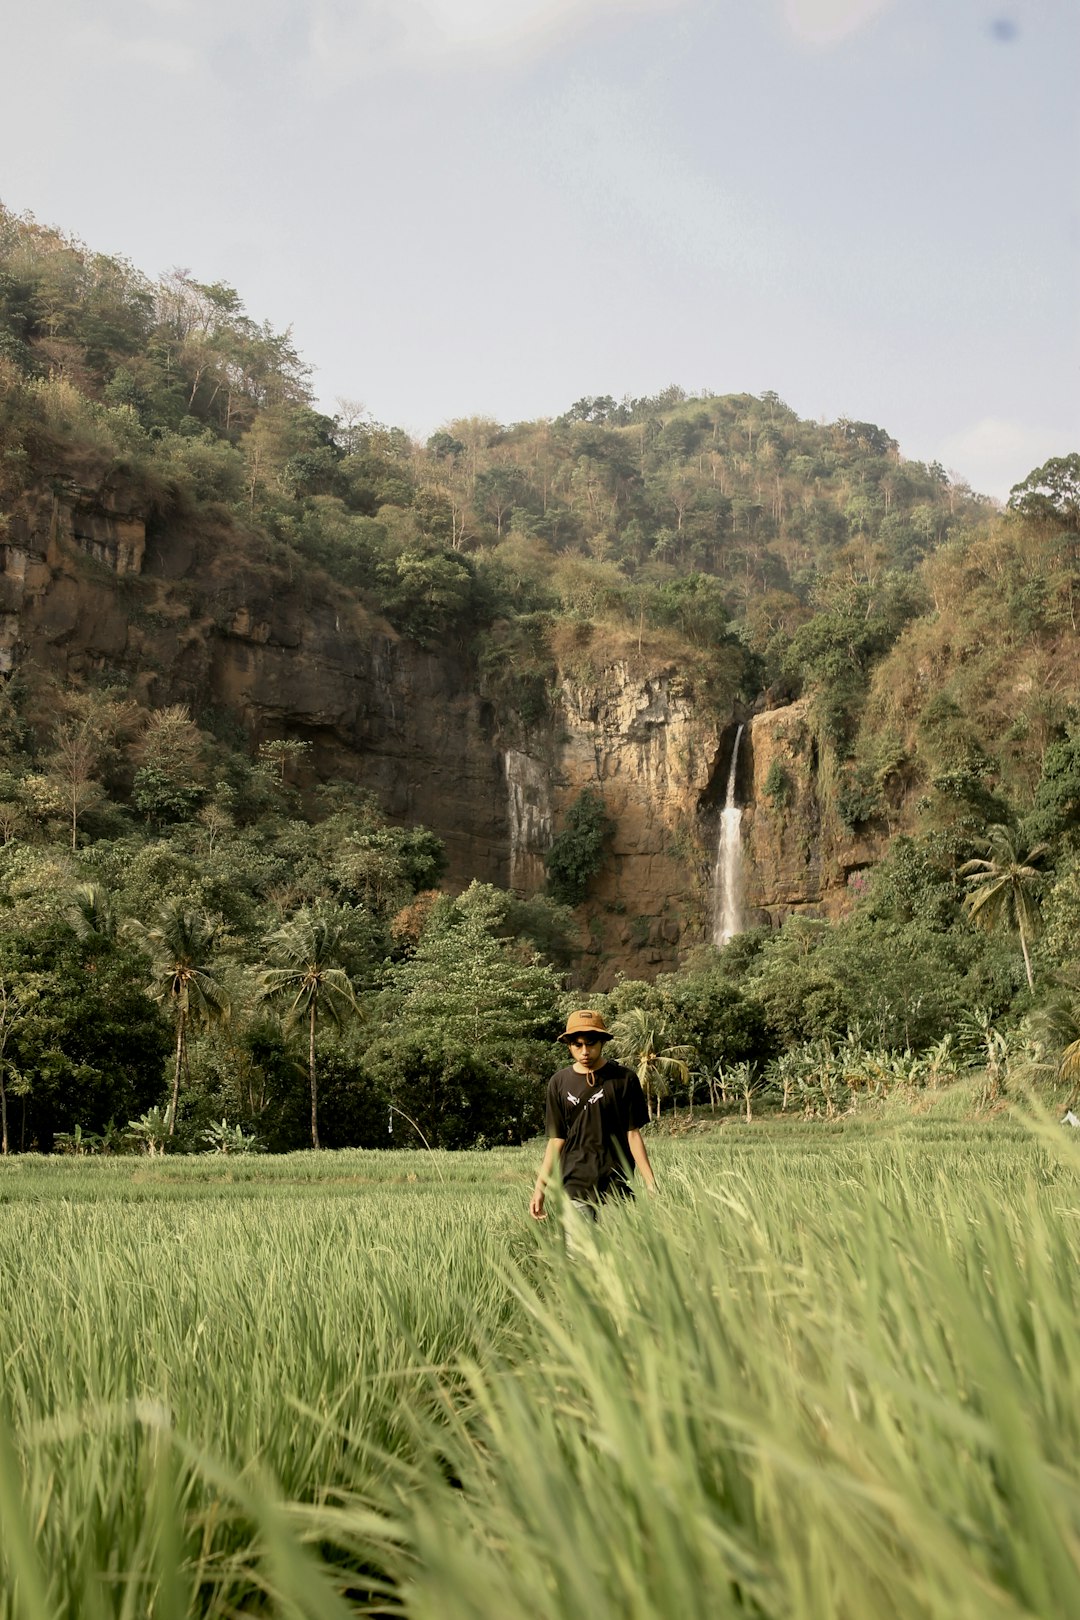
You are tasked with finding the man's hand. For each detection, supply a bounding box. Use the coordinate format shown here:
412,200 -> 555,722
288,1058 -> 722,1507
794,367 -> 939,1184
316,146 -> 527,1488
530,1137 -> 563,1220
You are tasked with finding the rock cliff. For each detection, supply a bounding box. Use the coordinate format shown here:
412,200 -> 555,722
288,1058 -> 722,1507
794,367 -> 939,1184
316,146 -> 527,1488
503,667 -> 730,985
1,474 -> 881,981
742,701 -> 887,925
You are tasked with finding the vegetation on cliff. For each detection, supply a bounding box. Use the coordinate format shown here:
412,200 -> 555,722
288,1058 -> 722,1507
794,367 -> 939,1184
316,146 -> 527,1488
0,202 -> 989,725
2,204 -> 1080,1145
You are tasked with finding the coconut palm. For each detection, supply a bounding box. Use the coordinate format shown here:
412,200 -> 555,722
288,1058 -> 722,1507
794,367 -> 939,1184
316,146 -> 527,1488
135,902 -> 230,1136
67,880 -> 120,944
609,1007 -> 694,1124
260,905 -> 360,1150
1030,985 -> 1080,1107
958,825 -> 1048,992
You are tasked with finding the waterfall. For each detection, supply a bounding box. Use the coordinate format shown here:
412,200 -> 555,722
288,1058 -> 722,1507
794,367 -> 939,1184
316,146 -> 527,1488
712,724 -> 744,947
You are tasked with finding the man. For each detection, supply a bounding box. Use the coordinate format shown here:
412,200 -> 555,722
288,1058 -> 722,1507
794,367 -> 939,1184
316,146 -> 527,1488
530,1009 -> 656,1219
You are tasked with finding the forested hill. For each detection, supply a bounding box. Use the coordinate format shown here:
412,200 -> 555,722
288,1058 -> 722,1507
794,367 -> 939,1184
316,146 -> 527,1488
5,201 -> 1080,874
4,203 -> 1080,1154
5,201 -> 1080,817
1,202 -> 993,713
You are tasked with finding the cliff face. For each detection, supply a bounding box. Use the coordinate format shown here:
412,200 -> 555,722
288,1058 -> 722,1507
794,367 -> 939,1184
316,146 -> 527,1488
504,668 -> 730,985
1,475 -> 882,980
2,480 -> 510,887
742,700 -> 887,923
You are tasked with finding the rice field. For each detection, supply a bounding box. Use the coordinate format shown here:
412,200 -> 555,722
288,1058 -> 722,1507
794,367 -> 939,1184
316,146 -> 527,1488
2,1100 -> 1078,1618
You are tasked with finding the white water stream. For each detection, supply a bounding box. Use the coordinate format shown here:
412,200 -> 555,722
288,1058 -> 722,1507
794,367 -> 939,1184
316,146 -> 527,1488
712,723 -> 744,946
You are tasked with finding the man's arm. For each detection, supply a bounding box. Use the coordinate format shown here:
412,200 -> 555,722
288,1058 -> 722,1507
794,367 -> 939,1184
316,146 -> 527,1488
627,1129 -> 656,1193
530,1136 -> 565,1219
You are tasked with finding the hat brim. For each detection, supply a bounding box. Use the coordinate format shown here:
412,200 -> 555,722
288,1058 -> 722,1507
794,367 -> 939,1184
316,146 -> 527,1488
557,1029 -> 614,1044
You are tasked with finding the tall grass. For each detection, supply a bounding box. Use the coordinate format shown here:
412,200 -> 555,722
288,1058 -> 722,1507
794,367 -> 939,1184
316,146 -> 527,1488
2,1127 -> 1078,1616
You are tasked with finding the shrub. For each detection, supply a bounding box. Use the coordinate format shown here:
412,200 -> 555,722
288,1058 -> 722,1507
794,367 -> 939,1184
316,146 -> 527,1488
545,789 -> 615,907
762,760 -> 793,811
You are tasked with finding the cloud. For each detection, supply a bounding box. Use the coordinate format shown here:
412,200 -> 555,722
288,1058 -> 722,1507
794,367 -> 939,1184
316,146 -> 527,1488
4,0 -> 687,97
3,4 -> 199,75
938,417 -> 1078,502
782,0 -> 897,47
538,77 -> 781,282
302,0 -> 686,83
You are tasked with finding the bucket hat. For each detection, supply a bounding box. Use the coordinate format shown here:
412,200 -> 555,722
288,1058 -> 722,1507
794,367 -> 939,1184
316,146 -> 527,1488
557,1010 -> 613,1044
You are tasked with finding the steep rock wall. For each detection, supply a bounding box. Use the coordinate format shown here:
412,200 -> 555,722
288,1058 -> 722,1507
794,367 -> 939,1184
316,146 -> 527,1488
1,475 -> 884,978
503,668 -> 731,985
1,482 -> 509,889
742,699 -> 886,923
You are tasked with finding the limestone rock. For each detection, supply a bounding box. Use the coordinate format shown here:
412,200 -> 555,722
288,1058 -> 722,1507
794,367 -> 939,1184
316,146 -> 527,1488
0,475 -> 891,981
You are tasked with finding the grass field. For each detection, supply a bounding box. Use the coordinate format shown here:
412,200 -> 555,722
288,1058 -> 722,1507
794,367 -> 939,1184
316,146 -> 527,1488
2,1097 -> 1079,1618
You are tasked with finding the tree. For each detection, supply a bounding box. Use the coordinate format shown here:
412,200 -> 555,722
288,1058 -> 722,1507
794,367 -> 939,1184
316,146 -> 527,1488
545,790 -> 615,907
959,825 -> 1048,993
67,881 -> 121,945
0,977 -> 17,1154
131,704 -> 206,825
1023,733 -> 1080,848
1007,454 -> 1080,531
45,690 -> 130,849
381,883 -> 558,1050
609,1007 -> 694,1123
0,928 -> 170,1151
650,956 -> 770,1072
136,902 -> 231,1135
367,882 -> 560,1147
260,903 -> 362,1149
1030,987 -> 1080,1106
257,736 -> 312,786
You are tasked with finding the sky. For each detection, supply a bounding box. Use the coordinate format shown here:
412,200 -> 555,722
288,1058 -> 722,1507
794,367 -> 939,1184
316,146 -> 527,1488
1,0 -> 1077,500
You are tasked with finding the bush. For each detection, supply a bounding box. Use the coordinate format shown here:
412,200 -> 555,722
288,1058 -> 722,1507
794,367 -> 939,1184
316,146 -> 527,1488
545,789 -> 615,907
762,760 -> 793,811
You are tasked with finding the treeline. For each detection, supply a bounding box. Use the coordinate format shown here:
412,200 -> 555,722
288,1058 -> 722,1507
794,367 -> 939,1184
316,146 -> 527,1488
4,205 -> 1080,1139
0,670 -> 577,1152
2,661 -> 1080,1152
0,204 -> 995,729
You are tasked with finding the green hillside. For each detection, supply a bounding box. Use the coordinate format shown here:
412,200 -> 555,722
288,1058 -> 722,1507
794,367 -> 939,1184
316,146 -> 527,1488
2,202 -> 1080,1153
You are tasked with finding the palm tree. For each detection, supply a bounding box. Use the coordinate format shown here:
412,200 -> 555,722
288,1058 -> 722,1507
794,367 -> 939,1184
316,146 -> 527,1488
68,881 -> 120,945
135,902 -> 230,1136
260,905 -> 360,1150
959,825 -> 1048,992
609,1007 -> 694,1125
1030,984 -> 1080,1107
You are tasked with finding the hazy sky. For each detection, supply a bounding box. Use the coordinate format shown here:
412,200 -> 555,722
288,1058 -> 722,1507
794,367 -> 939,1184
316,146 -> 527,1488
2,0 -> 1077,498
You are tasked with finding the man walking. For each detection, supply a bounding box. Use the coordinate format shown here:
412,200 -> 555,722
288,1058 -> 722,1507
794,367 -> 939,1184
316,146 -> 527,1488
530,1010 -> 656,1219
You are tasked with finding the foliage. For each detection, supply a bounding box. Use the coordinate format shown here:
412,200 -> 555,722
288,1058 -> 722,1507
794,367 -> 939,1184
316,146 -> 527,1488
608,1006 -> 694,1122
1023,730 -> 1080,849
132,900 -> 231,1136
959,825 -> 1048,993
365,882 -> 561,1146
200,1117 -> 265,1154
260,902 -> 366,1149
375,881 -> 559,1049
0,927 -> 169,1150
2,1130 -> 1080,1616
544,789 -> 615,907
761,759 -> 792,810
1007,453 -> 1080,530
743,908 -> 996,1052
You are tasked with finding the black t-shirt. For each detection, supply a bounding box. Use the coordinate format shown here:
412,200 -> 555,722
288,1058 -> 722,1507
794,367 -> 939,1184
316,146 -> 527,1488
545,1059 -> 650,1200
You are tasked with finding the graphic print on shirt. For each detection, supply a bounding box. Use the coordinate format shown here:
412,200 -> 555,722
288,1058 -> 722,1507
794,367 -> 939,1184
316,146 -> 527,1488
545,1062 -> 649,1201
